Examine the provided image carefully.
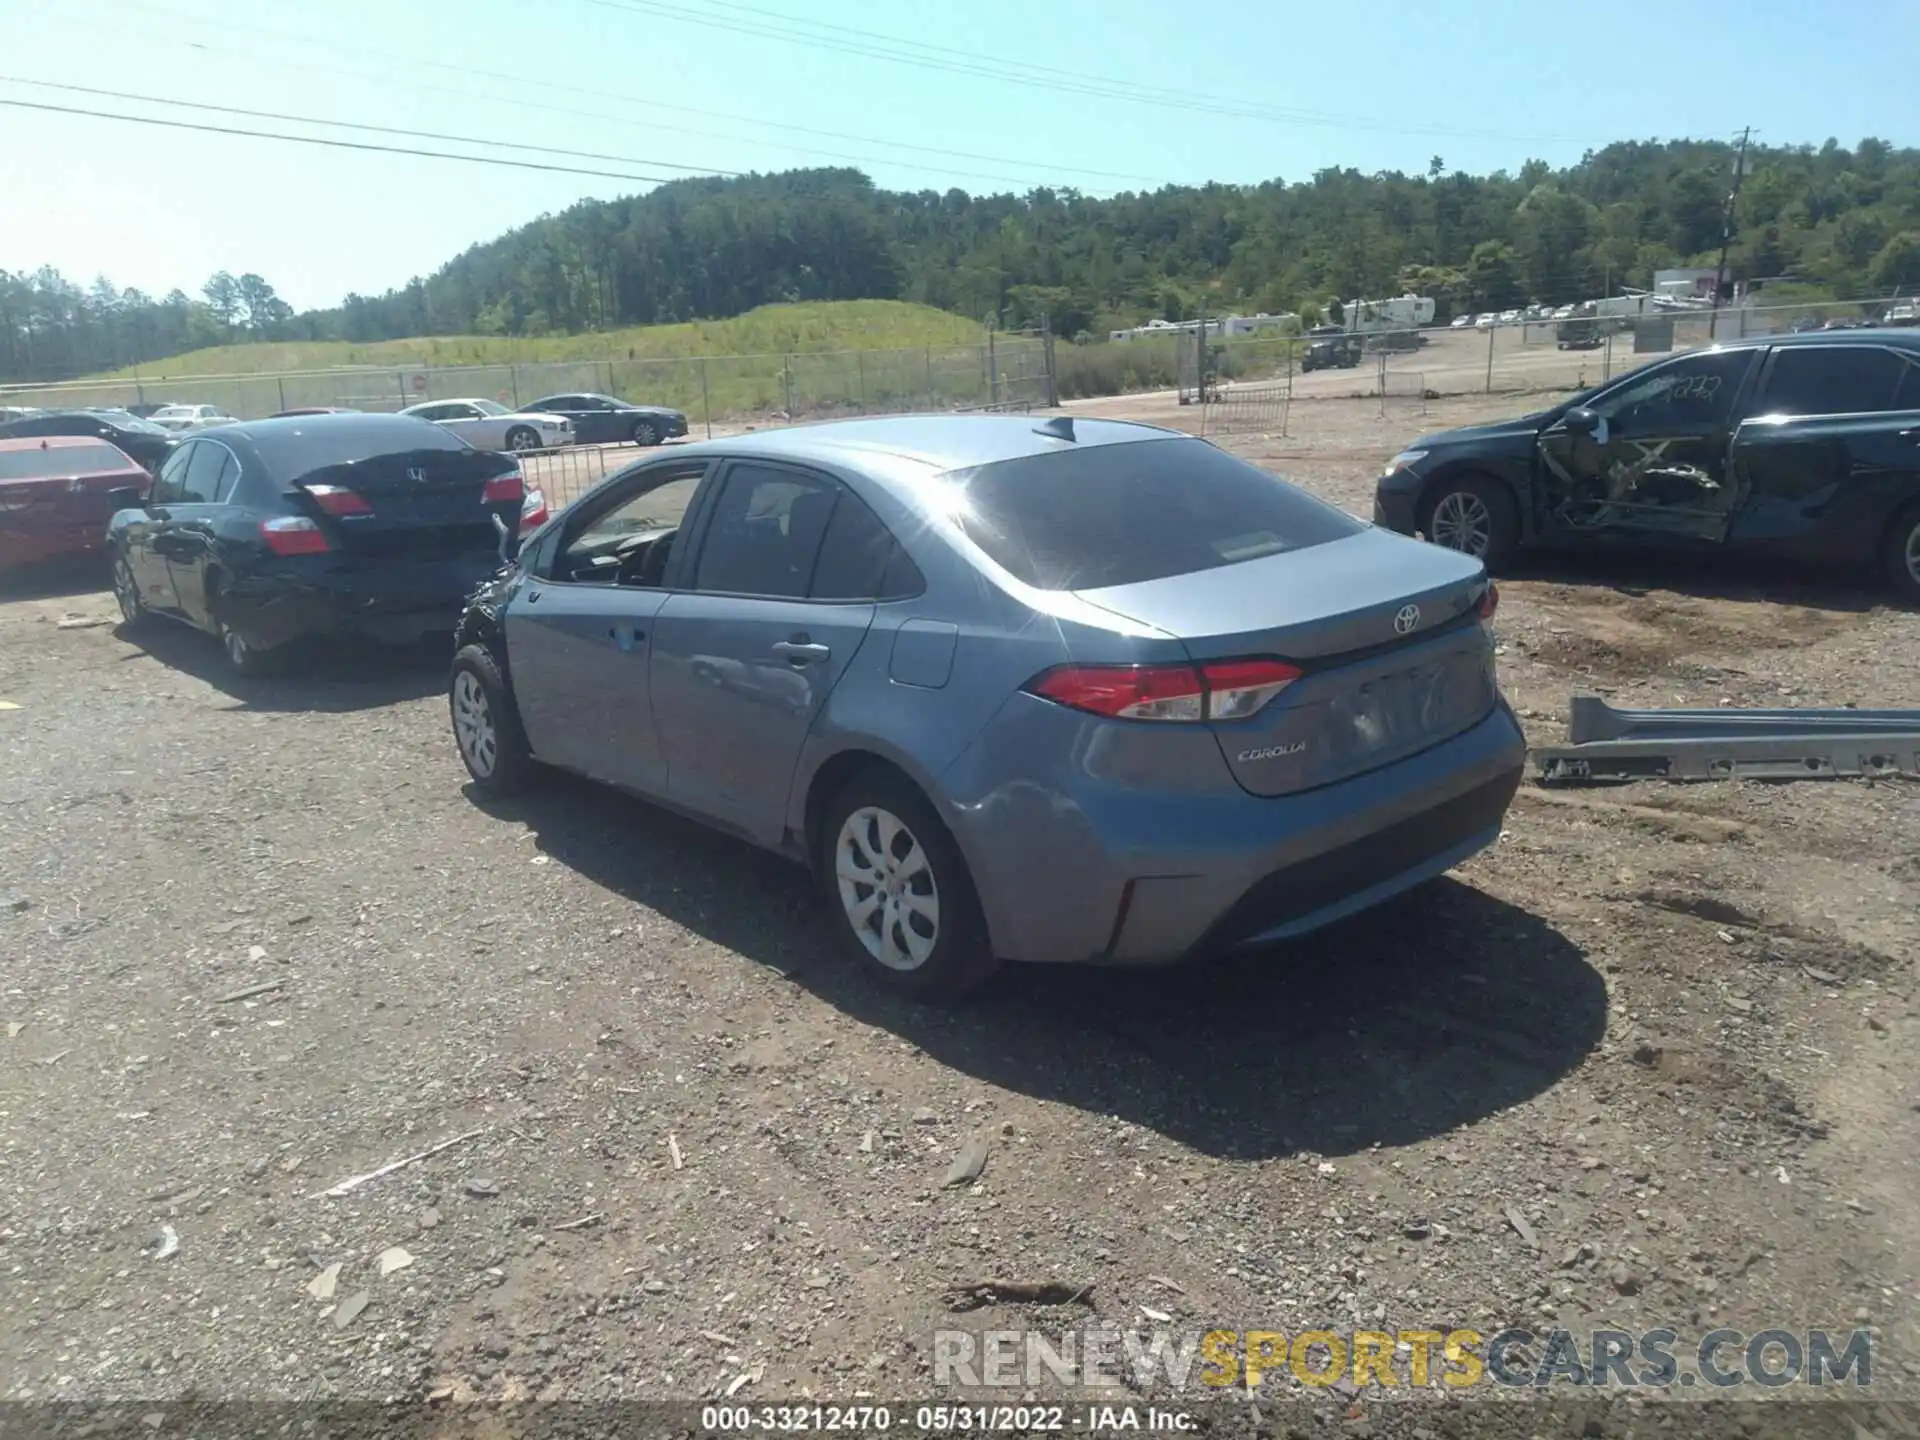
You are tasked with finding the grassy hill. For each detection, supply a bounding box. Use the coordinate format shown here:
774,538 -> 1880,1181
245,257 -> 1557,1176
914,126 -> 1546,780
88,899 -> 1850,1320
98,300 -> 986,379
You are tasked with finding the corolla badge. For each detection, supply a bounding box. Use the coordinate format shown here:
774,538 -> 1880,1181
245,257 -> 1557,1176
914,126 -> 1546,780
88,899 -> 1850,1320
1238,740 -> 1308,763
1394,603 -> 1422,634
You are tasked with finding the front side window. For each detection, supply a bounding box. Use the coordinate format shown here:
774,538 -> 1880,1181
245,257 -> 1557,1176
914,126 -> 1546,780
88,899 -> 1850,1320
1756,346 -> 1906,418
691,464 -> 840,599
1588,348 -> 1757,433
549,469 -> 705,585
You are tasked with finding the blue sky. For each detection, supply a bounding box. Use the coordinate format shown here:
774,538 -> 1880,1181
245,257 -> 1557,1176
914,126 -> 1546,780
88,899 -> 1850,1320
2,0 -> 1914,312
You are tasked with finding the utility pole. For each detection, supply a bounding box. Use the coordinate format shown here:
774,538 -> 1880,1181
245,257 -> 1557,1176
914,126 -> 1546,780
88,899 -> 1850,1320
1710,127 -> 1751,341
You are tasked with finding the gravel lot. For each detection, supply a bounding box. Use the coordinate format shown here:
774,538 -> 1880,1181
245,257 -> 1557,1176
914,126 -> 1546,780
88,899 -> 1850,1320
2,393 -> 1916,1437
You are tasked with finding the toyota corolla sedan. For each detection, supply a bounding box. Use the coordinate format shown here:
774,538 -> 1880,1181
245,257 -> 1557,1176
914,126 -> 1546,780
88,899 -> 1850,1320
447,415 -> 1525,995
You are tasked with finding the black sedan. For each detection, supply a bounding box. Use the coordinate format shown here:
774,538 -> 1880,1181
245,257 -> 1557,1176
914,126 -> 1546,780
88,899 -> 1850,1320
0,408 -> 178,475
107,413 -> 537,675
524,393 -> 688,446
1373,329 -> 1920,601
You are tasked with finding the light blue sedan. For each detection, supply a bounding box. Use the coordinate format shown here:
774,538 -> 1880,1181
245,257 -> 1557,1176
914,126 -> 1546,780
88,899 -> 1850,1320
447,415 -> 1526,995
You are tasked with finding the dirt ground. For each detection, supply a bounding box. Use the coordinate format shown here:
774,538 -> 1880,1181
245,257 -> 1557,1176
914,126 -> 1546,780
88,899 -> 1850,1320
1,393 -> 1917,1438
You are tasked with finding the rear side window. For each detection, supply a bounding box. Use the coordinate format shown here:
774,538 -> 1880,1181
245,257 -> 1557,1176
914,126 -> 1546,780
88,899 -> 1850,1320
0,443 -> 130,479
809,490 -> 924,601
1759,346 -> 1906,417
948,438 -> 1362,591
178,442 -> 227,502
1898,362 -> 1920,411
693,464 -> 840,598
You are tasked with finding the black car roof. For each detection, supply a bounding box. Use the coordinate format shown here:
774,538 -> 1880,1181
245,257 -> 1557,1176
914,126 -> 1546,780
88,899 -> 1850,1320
1707,326 -> 1920,353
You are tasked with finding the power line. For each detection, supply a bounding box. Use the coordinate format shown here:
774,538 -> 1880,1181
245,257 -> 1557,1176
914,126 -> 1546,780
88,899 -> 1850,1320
579,0 -> 1614,144
94,0 -> 1172,188
0,76 -> 733,175
0,98 -> 690,183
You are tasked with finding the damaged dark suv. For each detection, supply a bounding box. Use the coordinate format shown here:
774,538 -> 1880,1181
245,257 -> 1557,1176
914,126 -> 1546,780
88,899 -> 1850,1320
1372,329 -> 1920,601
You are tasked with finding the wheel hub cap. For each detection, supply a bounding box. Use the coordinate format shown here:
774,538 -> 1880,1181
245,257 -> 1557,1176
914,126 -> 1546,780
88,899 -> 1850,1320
452,671 -> 498,776
835,805 -> 939,972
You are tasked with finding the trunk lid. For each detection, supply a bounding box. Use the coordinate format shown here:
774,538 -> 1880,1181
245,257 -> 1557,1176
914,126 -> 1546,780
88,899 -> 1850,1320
1075,527 -> 1498,796
289,446 -> 517,558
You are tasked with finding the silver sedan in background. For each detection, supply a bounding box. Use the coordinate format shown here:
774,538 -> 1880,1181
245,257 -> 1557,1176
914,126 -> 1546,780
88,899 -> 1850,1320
400,398 -> 573,452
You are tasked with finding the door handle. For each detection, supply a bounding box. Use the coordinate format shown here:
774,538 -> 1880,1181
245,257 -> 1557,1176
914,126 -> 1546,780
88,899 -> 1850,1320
608,624 -> 645,650
772,639 -> 831,665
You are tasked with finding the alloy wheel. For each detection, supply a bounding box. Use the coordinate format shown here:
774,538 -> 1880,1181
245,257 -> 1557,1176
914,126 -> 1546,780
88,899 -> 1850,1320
1429,491 -> 1493,557
633,422 -> 659,446
834,805 -> 940,972
509,430 -> 540,453
1906,519 -> 1920,587
219,623 -> 251,671
452,669 -> 498,778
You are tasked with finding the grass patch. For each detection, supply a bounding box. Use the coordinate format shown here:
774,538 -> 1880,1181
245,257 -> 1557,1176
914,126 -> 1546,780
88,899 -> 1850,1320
94,300 -> 988,379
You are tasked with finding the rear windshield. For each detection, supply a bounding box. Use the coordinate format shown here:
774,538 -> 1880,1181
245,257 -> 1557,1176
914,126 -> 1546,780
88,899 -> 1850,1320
249,419 -> 470,479
0,443 -> 131,480
947,437 -> 1362,590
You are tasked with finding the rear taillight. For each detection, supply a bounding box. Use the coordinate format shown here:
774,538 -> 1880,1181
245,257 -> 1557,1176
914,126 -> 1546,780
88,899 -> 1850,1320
259,516 -> 329,556
1024,658 -> 1301,722
305,483 -> 371,517
520,486 -> 548,533
482,470 -> 525,505
1478,582 -> 1499,620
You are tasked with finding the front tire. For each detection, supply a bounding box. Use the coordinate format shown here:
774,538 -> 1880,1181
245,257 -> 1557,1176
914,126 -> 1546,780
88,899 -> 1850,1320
506,426 -> 540,453
817,770 -> 998,998
450,644 -> 532,792
1420,473 -> 1520,571
631,419 -> 660,446
1882,503 -> 1920,604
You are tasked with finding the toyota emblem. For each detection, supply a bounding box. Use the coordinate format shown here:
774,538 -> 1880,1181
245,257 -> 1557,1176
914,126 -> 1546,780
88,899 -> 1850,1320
1393,603 -> 1422,634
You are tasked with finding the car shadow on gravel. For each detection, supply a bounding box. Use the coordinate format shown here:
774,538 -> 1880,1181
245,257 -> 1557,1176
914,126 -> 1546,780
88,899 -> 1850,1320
0,555 -> 111,600
117,620 -> 448,712
479,772 -> 1606,1161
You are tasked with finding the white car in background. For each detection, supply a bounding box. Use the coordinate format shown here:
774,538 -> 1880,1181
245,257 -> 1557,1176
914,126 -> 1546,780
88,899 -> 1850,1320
149,403 -> 237,433
399,398 -> 572,452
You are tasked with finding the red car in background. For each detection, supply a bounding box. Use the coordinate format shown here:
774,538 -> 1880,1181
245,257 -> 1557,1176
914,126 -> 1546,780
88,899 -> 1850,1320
0,436 -> 150,571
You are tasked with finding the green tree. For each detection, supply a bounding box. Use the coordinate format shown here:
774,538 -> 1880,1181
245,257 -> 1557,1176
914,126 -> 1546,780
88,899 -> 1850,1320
1869,232 -> 1920,293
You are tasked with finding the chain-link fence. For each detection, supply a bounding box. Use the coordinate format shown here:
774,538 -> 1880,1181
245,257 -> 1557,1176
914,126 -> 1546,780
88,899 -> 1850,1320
0,335 -> 1056,431
1162,298 -> 1917,435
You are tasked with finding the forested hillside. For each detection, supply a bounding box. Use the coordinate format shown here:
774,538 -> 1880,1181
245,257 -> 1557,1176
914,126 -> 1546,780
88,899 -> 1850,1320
7,136 -> 1920,383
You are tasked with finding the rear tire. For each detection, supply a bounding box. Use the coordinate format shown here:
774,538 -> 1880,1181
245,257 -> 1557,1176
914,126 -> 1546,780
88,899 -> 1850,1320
815,769 -> 999,999
111,552 -> 149,629
209,577 -> 280,677
1882,503 -> 1920,605
1420,473 -> 1520,572
450,644 -> 532,792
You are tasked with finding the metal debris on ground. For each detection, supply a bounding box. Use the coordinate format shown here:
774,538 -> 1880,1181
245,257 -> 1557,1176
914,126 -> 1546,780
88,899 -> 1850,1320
553,1213 -> 603,1232
667,1133 -> 684,1170
1533,695 -> 1920,784
311,1127 -> 488,1199
149,1225 -> 179,1261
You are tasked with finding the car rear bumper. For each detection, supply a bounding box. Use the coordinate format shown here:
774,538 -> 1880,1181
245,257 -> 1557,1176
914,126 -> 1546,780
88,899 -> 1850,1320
946,700 -> 1527,966
0,522 -> 108,570
227,550 -> 505,650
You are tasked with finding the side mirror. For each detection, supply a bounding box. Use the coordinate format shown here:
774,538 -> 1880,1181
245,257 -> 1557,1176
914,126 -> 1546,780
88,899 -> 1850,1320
105,486 -> 147,510
1563,406 -> 1601,436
